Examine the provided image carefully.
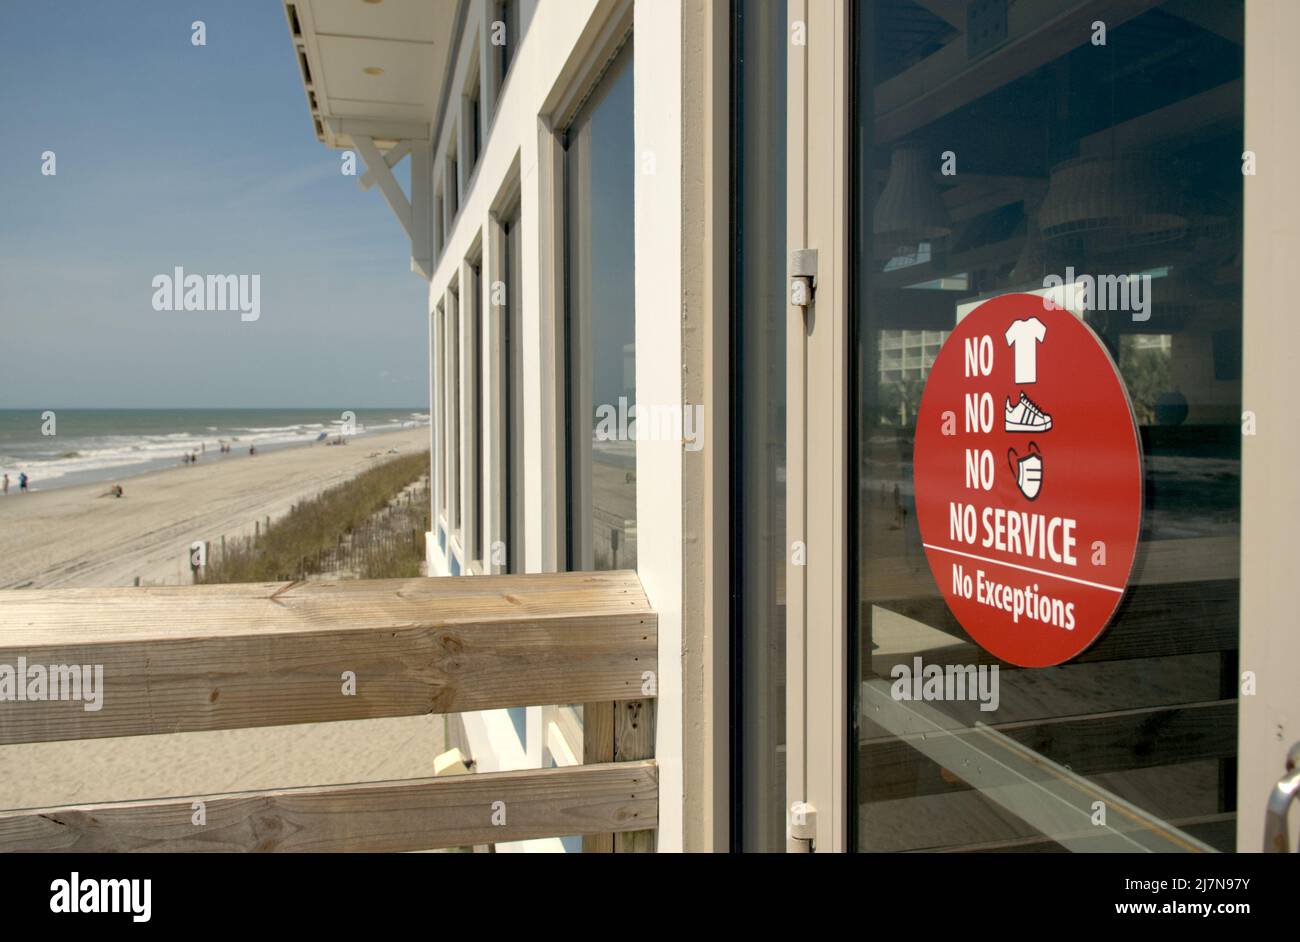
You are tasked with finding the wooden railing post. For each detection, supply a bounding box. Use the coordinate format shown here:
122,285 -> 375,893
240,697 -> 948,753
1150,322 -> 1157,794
582,703 -> 615,853
613,699 -> 656,852
582,698 -> 655,852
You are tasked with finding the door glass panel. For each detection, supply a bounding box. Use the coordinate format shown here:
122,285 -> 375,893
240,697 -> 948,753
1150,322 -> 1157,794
732,0 -> 788,852
852,0 -> 1243,852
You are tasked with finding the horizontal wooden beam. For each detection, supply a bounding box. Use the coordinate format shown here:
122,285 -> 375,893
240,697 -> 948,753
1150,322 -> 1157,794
0,572 -> 656,745
875,0 -> 1163,143
1163,0 -> 1243,45
943,812 -> 1235,853
860,699 -> 1236,802
870,579 -> 1238,666
0,760 -> 657,853
911,0 -> 966,31
1078,79 -> 1243,157
862,536 -> 1239,600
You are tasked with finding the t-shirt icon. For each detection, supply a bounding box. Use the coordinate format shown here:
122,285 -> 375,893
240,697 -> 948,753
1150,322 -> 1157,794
1005,317 -> 1047,384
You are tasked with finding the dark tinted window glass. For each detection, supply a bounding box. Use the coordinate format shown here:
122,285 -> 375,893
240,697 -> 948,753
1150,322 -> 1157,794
852,0 -> 1243,852
732,0 -> 788,853
504,212 -> 523,573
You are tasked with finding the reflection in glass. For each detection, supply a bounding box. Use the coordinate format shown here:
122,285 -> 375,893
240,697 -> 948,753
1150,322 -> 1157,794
448,291 -> 460,536
852,0 -> 1243,852
565,42 -> 636,572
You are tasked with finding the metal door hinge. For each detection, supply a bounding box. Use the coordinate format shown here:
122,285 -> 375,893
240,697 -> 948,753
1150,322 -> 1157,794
790,249 -> 818,308
788,800 -> 817,852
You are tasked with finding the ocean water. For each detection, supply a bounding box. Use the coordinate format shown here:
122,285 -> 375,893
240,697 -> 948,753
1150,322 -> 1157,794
0,409 -> 430,492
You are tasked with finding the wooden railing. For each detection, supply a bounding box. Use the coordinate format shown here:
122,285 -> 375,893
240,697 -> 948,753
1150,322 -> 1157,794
0,571 -> 658,852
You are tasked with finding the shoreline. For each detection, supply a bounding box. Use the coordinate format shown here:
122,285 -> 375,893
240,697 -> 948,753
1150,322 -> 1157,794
0,411 -> 429,495
0,426 -> 431,590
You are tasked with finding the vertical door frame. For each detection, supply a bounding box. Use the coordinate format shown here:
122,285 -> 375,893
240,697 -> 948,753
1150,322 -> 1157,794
687,0 -> 731,853
1238,0 -> 1300,853
786,0 -> 851,853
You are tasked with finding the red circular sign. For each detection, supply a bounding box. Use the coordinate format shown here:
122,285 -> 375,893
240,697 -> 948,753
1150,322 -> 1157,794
913,293 -> 1143,667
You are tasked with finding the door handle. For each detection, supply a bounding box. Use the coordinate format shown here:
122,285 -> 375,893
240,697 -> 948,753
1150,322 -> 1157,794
1264,742 -> 1300,852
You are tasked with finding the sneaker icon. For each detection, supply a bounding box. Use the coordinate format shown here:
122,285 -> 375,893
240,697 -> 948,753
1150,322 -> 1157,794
1005,391 -> 1053,432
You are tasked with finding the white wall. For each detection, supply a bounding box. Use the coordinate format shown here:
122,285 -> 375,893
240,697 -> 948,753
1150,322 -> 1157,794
632,0 -> 684,853
1239,0 -> 1300,853
418,0 -> 686,852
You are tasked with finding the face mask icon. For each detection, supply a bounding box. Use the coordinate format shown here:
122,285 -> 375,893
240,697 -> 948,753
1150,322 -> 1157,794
1008,442 -> 1043,501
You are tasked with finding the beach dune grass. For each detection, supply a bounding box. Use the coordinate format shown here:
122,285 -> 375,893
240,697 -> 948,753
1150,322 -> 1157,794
199,450 -> 431,584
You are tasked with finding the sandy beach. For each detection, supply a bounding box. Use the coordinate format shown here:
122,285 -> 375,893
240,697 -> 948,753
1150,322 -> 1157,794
0,427 -> 451,814
0,426 -> 430,590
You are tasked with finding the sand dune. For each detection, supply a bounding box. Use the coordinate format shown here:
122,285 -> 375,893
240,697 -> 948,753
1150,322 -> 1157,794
0,427 -> 450,815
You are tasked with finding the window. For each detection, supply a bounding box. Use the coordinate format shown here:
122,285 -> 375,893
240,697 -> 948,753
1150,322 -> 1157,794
563,41 -> 635,572
434,302 -> 447,547
434,187 -> 444,259
497,0 -> 520,86
466,73 -> 482,172
446,288 -> 461,543
467,257 -> 484,569
447,141 -> 459,220
503,210 -> 522,573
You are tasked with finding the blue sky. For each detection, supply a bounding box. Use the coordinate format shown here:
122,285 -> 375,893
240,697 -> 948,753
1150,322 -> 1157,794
0,1 -> 428,408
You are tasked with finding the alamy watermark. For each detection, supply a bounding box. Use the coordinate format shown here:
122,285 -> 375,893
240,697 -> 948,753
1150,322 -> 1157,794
1042,267 -> 1151,321
50,872 -> 150,922
151,266 -> 260,322
594,397 -> 704,452
0,657 -> 104,712
890,656 -> 999,712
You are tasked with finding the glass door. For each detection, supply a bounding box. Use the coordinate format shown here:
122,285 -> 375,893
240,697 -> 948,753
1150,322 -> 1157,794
846,0 -> 1244,852
780,0 -> 1268,852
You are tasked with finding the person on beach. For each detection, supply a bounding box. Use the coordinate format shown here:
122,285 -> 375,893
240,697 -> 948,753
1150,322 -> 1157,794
2,473 -> 8,495
19,472 -> 29,493
249,445 -> 256,456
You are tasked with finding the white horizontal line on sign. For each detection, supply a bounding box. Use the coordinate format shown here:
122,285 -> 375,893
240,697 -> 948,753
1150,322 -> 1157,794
921,543 -> 1125,594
